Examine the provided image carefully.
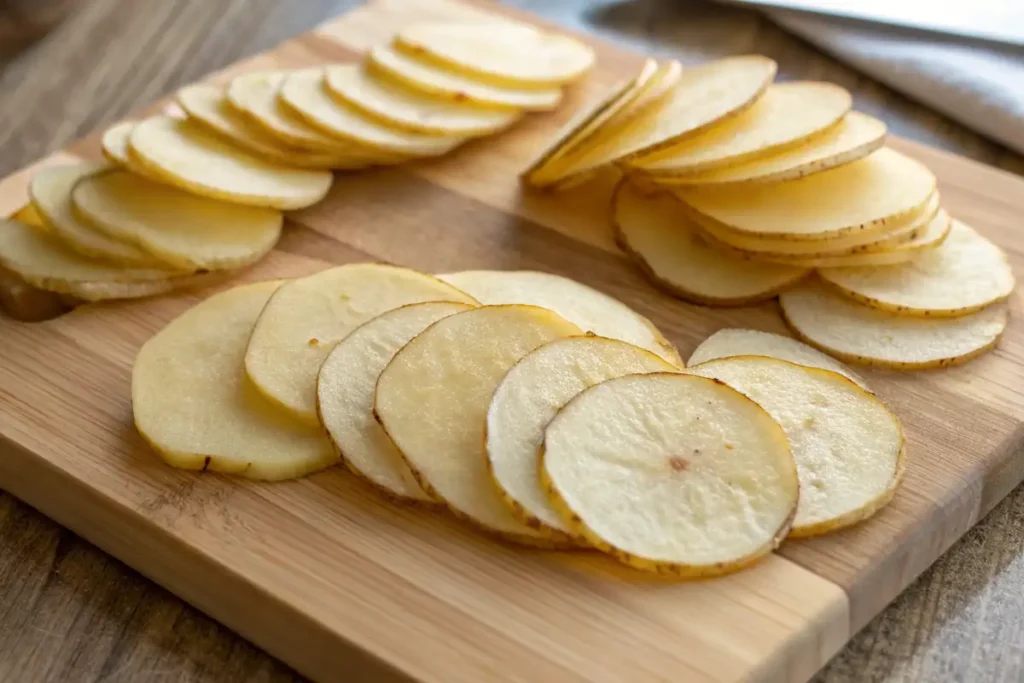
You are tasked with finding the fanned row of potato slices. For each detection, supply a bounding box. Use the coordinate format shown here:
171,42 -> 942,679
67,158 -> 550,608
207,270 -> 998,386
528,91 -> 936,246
134,265 -> 905,577
524,55 -> 1016,370
0,20 -> 595,318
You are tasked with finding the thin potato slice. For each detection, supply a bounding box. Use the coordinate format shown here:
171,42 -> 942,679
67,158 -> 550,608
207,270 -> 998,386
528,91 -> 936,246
819,221 -> 1014,317
133,281 -> 336,480
541,372 -> 798,576
71,170 -> 282,271
375,305 -> 583,545
325,65 -> 523,136
245,263 -> 477,424
101,121 -> 136,166
62,271 -> 224,302
612,182 -> 807,305
487,336 -> 677,540
437,269 -> 681,365
611,59 -> 682,125
780,283 -> 1008,368
689,357 -> 904,536
128,116 -> 333,210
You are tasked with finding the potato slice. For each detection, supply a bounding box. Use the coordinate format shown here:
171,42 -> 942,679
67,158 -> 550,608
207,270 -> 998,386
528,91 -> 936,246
610,59 -> 683,125
375,305 -> 582,544
819,220 -> 1014,317
133,281 -> 336,480
245,263 -> 477,424
394,22 -> 595,87
631,82 -> 852,175
690,356 -> 904,537
324,65 -> 523,136
780,283 -> 1008,368
437,269 -> 681,365
367,44 -> 562,111
487,336 -> 677,540
317,301 -> 475,504
128,116 -> 333,210
612,182 -> 808,305
541,372 -> 798,575
657,111 -> 887,187
677,147 -> 936,241
71,170 -> 282,271
101,121 -> 136,166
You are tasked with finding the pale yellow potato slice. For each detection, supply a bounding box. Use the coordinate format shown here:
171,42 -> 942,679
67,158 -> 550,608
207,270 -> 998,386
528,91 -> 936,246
245,263 -> 477,424
325,65 -> 523,136
677,147 -> 936,241
101,121 -> 136,166
486,336 -> 677,540
71,170 -> 282,271
133,281 -> 336,480
376,304 -> 582,545
612,182 -> 807,305
128,116 -> 333,210
631,82 -> 851,175
437,269 -> 681,365
367,43 -> 562,111
279,69 -> 466,158
317,301 -> 476,504
541,372 -> 798,575
610,60 -> 683,125
819,220 -> 1014,317
780,283 -> 1008,368
657,111 -> 887,187
690,356 -> 904,537
395,22 -> 595,87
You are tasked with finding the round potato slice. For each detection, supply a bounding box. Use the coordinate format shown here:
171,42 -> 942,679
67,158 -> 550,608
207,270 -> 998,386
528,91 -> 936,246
487,336 -> 677,540
245,263 -> 477,424
612,182 -> 808,305
375,305 -> 583,545
610,59 -> 683,126
819,220 -> 1014,317
779,283 -> 1008,369
541,372 -> 798,575
367,43 -> 562,111
71,170 -> 282,271
437,269 -> 681,365
631,82 -> 852,176
690,356 -> 904,536
317,301 -> 475,504
395,22 -> 595,87
133,281 -> 336,480
101,121 -> 136,166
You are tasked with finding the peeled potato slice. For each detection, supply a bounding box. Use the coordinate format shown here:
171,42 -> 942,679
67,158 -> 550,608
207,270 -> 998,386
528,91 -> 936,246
541,372 -> 798,575
819,221 -> 1014,317
101,121 -> 136,166
245,263 -> 477,424
437,269 -> 681,365
133,281 -> 336,480
780,284 -> 1008,368
487,336 -> 677,540
375,305 -> 582,544
71,170 -> 282,271
128,116 -> 333,210
612,182 -> 808,305
690,356 -> 904,536
317,301 -> 475,504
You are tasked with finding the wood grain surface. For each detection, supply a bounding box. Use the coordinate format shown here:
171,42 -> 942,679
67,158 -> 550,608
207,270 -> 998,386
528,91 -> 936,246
0,1 -> 1021,682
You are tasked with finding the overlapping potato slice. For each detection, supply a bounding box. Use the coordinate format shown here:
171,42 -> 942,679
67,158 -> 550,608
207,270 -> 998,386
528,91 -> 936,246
690,356 -> 904,536
317,301 -> 476,504
101,121 -> 137,166
375,305 -> 582,544
245,263 -> 477,424
612,182 -> 808,305
541,372 -> 798,575
437,269 -> 681,364
612,60 -> 682,125
133,281 -> 336,480
486,336 -> 677,540
780,284 -> 1008,368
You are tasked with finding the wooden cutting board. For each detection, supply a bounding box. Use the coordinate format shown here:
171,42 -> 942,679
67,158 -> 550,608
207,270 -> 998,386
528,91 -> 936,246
0,0 -> 1021,681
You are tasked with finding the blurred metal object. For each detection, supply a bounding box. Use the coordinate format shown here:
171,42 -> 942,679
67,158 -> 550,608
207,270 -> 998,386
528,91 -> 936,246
0,0 -> 79,57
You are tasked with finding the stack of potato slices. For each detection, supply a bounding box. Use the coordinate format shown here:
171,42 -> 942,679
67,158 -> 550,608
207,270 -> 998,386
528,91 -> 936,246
0,21 -> 593,315
134,264 -> 905,577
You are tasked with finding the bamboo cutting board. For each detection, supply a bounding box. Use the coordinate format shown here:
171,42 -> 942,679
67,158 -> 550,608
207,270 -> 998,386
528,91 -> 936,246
0,0 -> 1021,681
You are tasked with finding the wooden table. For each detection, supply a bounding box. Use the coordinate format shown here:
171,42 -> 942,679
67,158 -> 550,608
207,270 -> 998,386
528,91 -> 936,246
0,1 -> 1021,681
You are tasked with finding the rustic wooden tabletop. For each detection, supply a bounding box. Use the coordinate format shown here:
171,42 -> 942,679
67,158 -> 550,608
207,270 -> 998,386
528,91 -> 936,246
0,0 -> 1021,681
